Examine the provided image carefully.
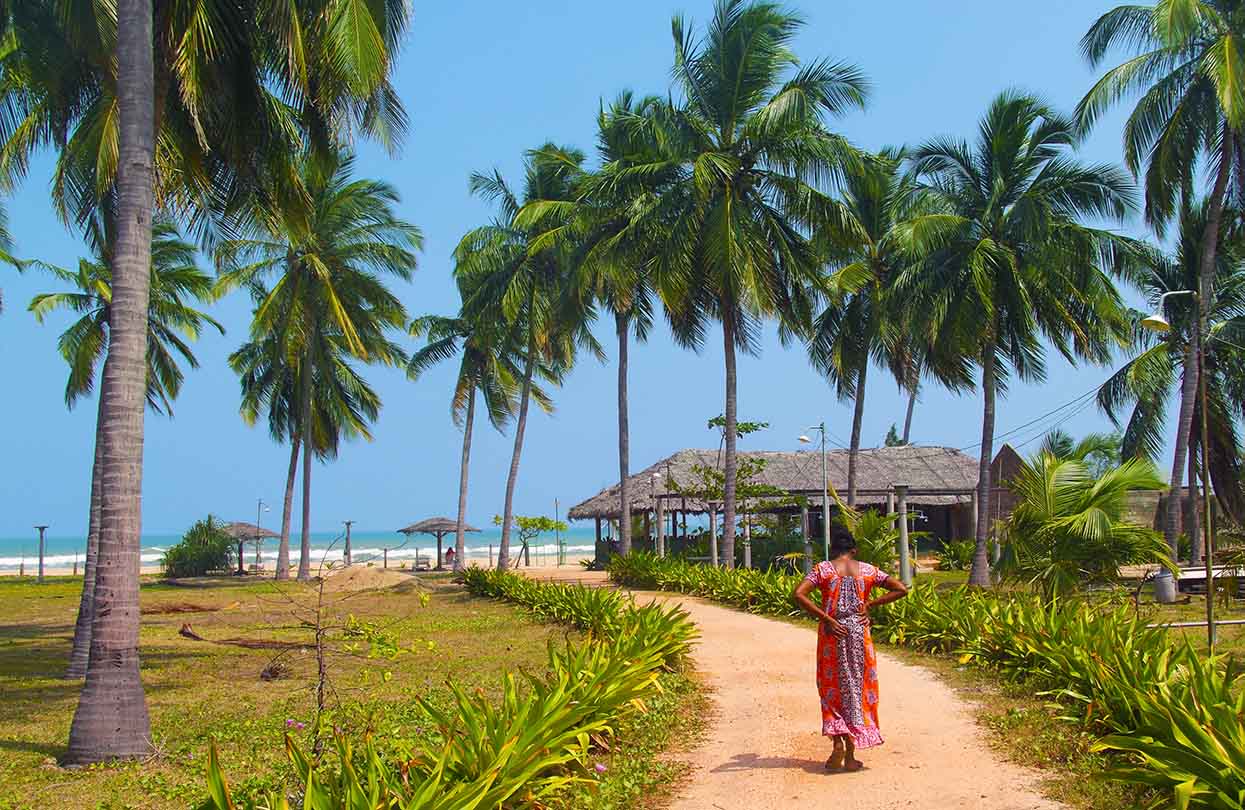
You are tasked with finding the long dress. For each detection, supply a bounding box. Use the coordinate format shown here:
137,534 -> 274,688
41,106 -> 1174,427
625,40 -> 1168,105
805,560 -> 889,748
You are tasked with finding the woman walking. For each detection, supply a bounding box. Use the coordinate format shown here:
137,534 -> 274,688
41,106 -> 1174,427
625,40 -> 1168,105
793,525 -> 908,771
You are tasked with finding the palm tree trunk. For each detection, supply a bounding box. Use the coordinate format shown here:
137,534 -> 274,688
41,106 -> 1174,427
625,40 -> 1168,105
297,361 -> 313,581
454,389 -> 475,573
847,359 -> 868,507
276,436 -> 299,580
616,312 -> 632,556
902,383 -> 917,444
969,340 -> 996,587
721,311 -> 738,570
1188,426 -> 1203,565
66,395 -> 106,678
66,0 -> 155,762
1169,349 -> 1197,554
499,331 -> 537,571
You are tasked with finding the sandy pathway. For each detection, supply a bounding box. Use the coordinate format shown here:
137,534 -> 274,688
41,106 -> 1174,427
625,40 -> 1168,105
529,569 -> 1062,810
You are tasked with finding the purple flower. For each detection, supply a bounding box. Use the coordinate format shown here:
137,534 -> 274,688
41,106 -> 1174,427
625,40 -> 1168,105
295,722 -> 306,730
594,763 -> 607,774
285,719 -> 296,728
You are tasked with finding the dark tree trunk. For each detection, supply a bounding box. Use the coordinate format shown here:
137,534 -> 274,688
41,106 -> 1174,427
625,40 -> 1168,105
616,312 -> 632,556
276,436 -> 299,580
1169,346 -> 1197,560
454,389 -> 475,573
721,310 -> 737,569
969,340 -> 996,587
498,330 -> 536,570
297,362 -> 313,581
1188,422 -> 1203,565
847,358 -> 868,507
66,0 -> 155,761
902,383 -> 917,444
66,394 -> 106,678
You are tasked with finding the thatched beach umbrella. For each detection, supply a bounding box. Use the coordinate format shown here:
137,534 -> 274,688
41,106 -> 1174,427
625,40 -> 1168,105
221,521 -> 279,576
398,518 -> 480,570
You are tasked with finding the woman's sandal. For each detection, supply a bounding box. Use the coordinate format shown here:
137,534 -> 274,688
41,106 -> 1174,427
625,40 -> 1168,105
843,757 -> 864,772
825,750 -> 845,771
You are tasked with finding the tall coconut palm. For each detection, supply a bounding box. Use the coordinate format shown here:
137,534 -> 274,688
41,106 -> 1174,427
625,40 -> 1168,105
29,218 -> 221,677
518,95 -> 678,556
455,148 -> 597,570
807,148 -> 957,506
904,91 -> 1135,587
217,154 -> 420,581
408,297 -> 554,572
622,0 -> 868,566
1097,201 -> 1245,562
10,0 -> 413,764
62,0 -> 157,764
1080,1 -> 1245,589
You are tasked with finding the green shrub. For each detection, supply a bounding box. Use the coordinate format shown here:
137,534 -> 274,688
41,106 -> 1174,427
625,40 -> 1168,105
934,539 -> 975,571
162,515 -> 234,577
204,568 -> 696,809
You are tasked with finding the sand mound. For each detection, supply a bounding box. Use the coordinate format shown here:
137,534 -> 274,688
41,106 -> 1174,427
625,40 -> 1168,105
320,565 -> 418,592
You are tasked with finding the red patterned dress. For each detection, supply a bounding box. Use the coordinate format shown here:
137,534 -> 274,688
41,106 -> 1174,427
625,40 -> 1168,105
805,560 -> 888,748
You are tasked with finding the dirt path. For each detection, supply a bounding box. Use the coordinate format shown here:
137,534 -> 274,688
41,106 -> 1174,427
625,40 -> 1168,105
530,570 -> 1062,810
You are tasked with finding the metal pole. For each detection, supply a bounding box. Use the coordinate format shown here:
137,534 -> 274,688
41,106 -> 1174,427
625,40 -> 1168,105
820,425 -> 830,562
1196,293 -> 1216,651
709,505 -> 719,567
895,486 -> 912,586
34,525 -> 48,583
343,520 -> 354,566
255,498 -> 266,572
801,503 -> 812,575
555,498 -> 563,566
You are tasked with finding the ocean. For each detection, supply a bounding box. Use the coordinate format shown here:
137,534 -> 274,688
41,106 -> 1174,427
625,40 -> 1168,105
0,526 -> 599,572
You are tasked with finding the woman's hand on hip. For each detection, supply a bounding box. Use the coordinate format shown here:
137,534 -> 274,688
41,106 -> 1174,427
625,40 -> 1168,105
820,616 -> 848,638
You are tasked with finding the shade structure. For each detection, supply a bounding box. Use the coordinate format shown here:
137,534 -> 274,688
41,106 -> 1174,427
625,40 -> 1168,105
221,521 -> 279,576
398,517 -> 481,569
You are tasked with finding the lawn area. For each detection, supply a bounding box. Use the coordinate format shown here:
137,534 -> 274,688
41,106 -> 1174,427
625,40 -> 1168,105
0,572 -> 574,810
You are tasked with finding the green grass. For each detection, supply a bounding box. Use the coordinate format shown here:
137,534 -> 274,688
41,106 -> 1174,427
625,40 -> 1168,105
0,573 -> 573,810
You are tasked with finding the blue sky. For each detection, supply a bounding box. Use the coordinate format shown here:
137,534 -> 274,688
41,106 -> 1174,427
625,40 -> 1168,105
0,0 -> 1157,538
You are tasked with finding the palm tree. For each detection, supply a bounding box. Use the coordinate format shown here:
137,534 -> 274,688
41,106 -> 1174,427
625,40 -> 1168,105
408,293 -> 554,572
455,148 -> 596,570
903,91 -> 1135,587
518,95 -> 678,556
1038,428 -> 1123,478
217,154 -> 420,581
1097,201 -> 1245,563
624,0 -> 868,566
997,451 -> 1170,600
808,148 -> 946,506
6,0 -> 413,764
29,218 -> 221,677
1080,2 -> 1245,588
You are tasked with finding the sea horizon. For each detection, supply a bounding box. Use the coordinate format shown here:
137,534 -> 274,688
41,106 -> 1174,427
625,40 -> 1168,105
0,525 -> 599,571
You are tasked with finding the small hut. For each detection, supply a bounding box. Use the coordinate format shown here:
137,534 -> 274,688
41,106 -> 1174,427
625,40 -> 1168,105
221,521 -> 279,575
398,518 -> 480,570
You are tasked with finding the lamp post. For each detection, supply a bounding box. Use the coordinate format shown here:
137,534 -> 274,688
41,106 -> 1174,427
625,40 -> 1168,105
248,498 -> 270,575
651,473 -> 664,557
1141,289 -> 1216,650
343,520 -> 354,566
799,423 -> 830,562
34,525 -> 48,583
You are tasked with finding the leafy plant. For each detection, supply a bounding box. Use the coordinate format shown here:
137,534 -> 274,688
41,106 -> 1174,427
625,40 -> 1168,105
162,516 -> 234,578
996,453 -> 1173,599
935,540 -> 975,571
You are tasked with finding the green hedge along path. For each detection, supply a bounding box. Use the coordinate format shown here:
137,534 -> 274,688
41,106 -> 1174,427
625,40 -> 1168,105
529,569 -> 1062,810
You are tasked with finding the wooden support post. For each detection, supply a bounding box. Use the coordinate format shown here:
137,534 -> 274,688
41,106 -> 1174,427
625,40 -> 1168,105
896,485 -> 913,586
383,548 -> 388,569
742,505 -> 752,569
655,495 -> 665,558
436,532 -> 444,570
35,526 -> 47,583
709,505 -> 719,567
801,503 -> 812,575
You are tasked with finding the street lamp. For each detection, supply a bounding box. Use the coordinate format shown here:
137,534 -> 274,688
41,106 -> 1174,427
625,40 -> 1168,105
1141,288 -> 1216,650
651,473 -> 663,556
799,423 -> 830,562
250,498 -> 271,574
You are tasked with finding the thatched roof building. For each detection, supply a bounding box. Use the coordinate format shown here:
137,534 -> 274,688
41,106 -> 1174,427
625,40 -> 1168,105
567,445 -> 978,521
221,521 -> 279,540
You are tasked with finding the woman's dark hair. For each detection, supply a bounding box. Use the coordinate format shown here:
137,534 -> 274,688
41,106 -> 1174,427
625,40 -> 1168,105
829,525 -> 857,558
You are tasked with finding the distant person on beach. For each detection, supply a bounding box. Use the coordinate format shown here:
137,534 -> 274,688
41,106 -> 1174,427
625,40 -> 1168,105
792,525 -> 908,771
444,548 -> 456,567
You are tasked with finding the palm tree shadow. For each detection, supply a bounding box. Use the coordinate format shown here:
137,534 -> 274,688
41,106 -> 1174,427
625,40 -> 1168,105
712,753 -> 829,775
